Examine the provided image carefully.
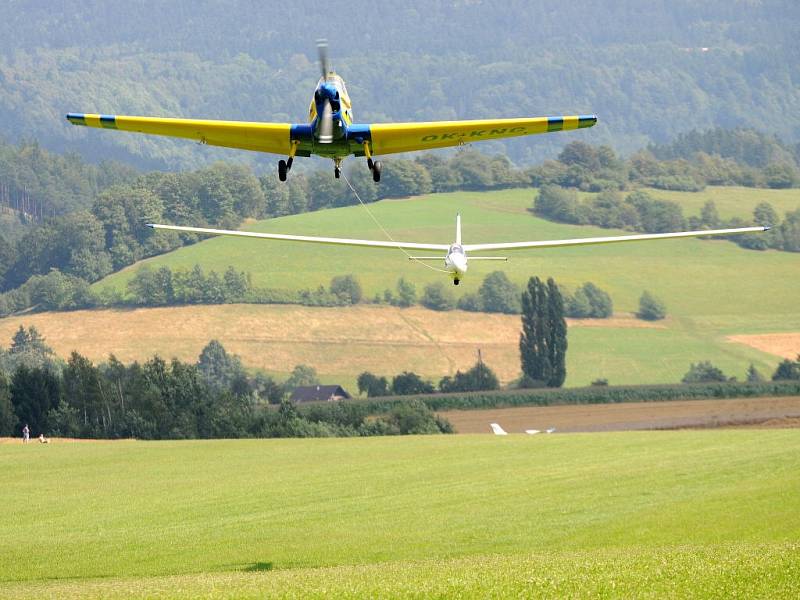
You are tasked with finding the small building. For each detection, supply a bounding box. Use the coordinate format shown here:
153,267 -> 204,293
290,385 -> 351,403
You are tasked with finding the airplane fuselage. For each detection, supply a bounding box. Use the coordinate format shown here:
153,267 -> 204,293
66,41 -> 598,185
297,74 -> 369,160
444,244 -> 468,281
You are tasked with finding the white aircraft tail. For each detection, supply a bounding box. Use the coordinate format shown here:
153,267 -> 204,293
490,423 -> 508,435
456,213 -> 462,246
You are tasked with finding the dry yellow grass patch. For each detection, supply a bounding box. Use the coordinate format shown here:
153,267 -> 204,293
728,333 -> 800,360
0,305 -> 660,384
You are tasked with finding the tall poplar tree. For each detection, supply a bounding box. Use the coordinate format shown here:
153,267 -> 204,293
547,278 -> 568,387
519,276 -> 568,387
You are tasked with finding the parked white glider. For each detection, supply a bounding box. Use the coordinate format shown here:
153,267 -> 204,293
147,216 -> 768,285
490,423 -> 508,436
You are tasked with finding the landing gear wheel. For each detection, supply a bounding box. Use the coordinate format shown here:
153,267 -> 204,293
453,278 -> 460,286
278,160 -> 287,182
334,166 -> 341,179
372,160 -> 382,183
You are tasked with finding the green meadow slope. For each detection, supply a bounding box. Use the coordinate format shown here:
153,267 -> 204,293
1,432 -> 799,597
96,186 -> 800,318
77,185 -> 800,386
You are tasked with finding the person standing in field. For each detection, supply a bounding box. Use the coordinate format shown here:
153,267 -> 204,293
22,424 -> 30,444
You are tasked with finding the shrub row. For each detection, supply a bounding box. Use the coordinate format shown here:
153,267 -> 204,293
317,380 -> 800,415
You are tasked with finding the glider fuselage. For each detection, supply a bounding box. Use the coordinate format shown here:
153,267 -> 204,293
444,244 -> 469,279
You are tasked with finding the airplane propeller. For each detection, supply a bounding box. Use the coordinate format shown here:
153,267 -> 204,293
317,38 -> 330,80
315,39 -> 335,144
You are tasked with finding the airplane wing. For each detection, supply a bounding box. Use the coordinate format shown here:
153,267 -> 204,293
368,115 -> 597,155
66,113 -> 293,155
463,226 -> 769,253
146,224 -> 449,252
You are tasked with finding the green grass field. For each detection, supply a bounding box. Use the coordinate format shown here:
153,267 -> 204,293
1,432 -> 799,597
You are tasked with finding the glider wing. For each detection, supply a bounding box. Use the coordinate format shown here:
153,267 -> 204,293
463,226 -> 769,253
147,224 -> 449,252
368,115 -> 597,155
66,113 -> 293,155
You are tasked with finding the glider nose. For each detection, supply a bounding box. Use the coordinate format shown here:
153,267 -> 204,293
451,253 -> 468,274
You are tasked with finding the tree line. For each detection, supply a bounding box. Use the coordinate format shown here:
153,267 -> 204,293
358,361 -> 501,398
534,186 -> 800,253
682,358 -> 800,385
0,328 -> 452,440
1,263 -> 672,326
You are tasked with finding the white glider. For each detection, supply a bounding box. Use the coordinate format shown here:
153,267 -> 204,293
525,427 -> 556,435
490,423 -> 508,436
147,215 -> 768,285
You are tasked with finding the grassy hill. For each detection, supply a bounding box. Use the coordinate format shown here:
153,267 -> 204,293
65,185 -> 800,386
95,185 -> 800,317
2,432 -> 799,597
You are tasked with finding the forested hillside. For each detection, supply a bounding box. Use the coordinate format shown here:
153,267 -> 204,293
0,1 -> 798,169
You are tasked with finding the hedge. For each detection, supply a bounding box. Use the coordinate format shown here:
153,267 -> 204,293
297,380 -> 800,419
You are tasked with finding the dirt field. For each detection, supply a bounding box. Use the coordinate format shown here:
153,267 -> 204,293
439,396 -> 800,434
728,333 -> 800,360
0,305 -> 660,384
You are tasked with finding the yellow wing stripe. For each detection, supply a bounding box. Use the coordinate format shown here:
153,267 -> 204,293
369,115 -> 596,155
66,113 -> 293,155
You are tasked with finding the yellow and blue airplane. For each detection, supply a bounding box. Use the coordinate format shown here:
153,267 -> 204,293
67,41 -> 597,182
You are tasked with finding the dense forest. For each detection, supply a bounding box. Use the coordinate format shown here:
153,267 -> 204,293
0,1 -> 798,168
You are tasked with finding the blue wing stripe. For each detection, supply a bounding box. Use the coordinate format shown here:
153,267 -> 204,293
66,113 -> 86,125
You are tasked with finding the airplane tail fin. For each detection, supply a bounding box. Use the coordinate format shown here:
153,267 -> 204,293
490,423 -> 508,435
456,213 -> 462,246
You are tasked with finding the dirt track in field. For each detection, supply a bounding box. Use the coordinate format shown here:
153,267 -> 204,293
439,396 -> 800,434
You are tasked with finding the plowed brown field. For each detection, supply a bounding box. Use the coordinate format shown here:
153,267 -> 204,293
439,396 -> 800,434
